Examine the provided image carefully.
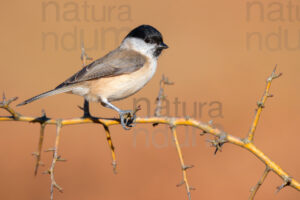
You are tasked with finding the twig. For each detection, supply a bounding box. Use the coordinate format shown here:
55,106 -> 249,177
246,65 -> 282,142
276,175 -> 292,193
0,94 -> 20,119
154,75 -> 173,117
249,166 -> 271,200
31,109 -> 50,175
48,120 -> 63,200
171,125 -> 192,200
103,125 -> 117,174
80,42 -> 93,67
32,122 -> 46,175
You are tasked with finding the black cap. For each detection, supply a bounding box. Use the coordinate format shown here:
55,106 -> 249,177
125,25 -> 165,46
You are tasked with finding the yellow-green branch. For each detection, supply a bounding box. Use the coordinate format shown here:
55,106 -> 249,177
0,67 -> 299,200
1,114 -> 299,192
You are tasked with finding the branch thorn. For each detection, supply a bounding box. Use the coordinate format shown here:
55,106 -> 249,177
276,177 -> 291,193
176,180 -> 185,187
45,147 -> 56,152
183,165 -> 194,170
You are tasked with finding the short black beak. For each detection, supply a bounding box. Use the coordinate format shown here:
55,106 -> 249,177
159,42 -> 169,49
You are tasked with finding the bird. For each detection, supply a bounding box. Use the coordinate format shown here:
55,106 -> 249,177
17,24 -> 169,129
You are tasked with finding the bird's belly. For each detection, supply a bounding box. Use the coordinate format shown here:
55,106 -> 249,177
87,61 -> 156,102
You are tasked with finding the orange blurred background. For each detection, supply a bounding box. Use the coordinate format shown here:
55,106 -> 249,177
0,0 -> 300,199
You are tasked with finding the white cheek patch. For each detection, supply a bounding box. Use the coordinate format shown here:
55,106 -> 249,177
121,38 -> 156,59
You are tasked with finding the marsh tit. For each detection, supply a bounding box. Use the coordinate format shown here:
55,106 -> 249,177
18,25 -> 168,129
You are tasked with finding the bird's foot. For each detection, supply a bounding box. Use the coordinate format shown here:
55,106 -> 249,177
119,110 -> 136,130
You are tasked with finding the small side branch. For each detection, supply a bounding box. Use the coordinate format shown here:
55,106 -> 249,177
246,65 -> 282,142
48,120 -> 64,200
80,41 -> 93,67
32,123 -> 46,175
154,75 -> 173,117
171,125 -> 193,200
103,125 -> 117,174
249,166 -> 271,200
277,176 -> 292,193
0,94 -> 20,119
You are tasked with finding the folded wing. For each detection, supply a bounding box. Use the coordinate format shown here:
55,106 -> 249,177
56,49 -> 147,89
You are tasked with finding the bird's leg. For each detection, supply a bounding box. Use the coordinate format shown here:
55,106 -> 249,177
78,99 -> 93,118
83,100 -> 91,118
100,99 -> 136,130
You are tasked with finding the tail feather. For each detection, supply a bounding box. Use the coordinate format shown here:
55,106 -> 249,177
17,86 -> 74,106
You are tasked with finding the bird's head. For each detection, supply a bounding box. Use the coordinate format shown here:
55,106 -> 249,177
121,25 -> 168,58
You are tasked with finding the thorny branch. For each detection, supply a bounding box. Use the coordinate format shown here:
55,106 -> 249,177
47,119 -> 64,200
249,166 -> 271,200
0,65 -> 299,200
32,121 -> 46,175
171,125 -> 193,200
246,65 -> 282,142
103,124 -> 117,174
154,74 -> 174,117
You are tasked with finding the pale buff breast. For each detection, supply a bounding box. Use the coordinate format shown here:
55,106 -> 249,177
83,59 -> 157,102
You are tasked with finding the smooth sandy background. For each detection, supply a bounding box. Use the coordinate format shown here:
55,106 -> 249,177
0,0 -> 300,199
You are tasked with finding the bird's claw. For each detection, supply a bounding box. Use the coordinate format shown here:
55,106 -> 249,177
119,110 -> 136,130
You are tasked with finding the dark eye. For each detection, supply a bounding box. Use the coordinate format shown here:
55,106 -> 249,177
145,38 -> 151,43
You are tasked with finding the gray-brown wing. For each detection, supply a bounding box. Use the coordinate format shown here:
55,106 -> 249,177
55,49 -> 147,89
